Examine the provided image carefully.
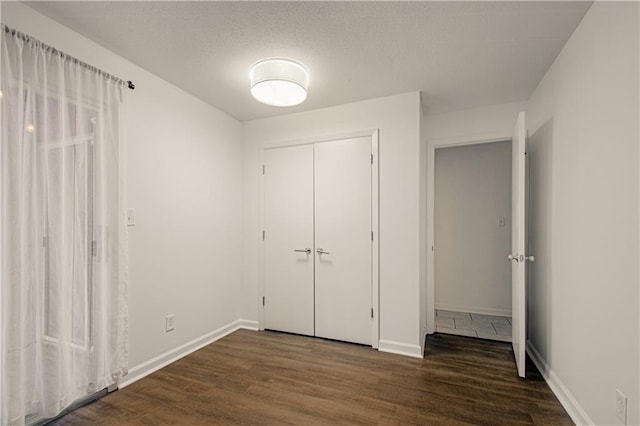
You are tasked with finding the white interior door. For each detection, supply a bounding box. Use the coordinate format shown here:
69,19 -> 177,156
314,137 -> 372,345
510,112 -> 528,378
264,145 -> 315,336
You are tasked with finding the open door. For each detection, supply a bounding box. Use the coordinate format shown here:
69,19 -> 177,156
509,111 -> 531,378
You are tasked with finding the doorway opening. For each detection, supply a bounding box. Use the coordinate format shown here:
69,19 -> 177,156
426,112 -> 528,377
433,140 -> 512,342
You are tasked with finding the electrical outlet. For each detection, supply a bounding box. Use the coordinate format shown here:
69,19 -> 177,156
165,314 -> 175,332
616,389 -> 627,424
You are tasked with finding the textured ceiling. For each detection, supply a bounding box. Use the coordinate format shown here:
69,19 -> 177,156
25,1 -> 592,121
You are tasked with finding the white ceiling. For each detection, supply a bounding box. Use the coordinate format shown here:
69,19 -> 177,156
25,1 -> 592,121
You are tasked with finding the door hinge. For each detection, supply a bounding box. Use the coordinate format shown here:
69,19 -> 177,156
371,231 -> 374,241
262,230 -> 265,241
371,308 -> 374,318
262,296 -> 265,306
90,240 -> 97,257
371,154 -> 373,165
42,236 -> 48,248
262,164 -> 265,174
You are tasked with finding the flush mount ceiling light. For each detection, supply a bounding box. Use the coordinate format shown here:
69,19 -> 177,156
250,58 -> 309,107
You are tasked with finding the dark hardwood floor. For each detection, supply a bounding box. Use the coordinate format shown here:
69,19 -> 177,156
52,329 -> 572,425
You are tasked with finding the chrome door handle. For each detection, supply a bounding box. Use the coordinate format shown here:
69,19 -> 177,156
294,248 -> 311,254
316,248 -> 331,255
508,254 -> 532,262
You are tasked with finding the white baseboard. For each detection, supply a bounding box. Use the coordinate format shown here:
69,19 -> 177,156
237,319 -> 259,330
378,339 -> 424,358
526,340 -> 593,425
435,303 -> 511,317
119,319 -> 257,389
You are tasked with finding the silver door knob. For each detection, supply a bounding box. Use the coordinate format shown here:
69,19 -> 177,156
508,254 -> 519,262
525,255 -> 535,262
294,248 -> 311,254
316,248 -> 331,255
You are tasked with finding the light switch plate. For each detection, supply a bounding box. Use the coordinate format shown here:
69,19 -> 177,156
127,208 -> 135,227
165,314 -> 175,332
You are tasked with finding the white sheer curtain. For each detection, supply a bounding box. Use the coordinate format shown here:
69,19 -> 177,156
0,25 -> 129,425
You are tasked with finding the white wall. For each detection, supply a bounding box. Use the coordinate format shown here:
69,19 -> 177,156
242,92 -> 423,356
2,2 -> 243,375
526,2 -> 639,425
425,101 -> 527,144
434,141 -> 512,316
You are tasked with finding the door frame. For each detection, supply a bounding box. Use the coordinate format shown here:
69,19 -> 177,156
426,132 -> 512,335
258,129 -> 380,348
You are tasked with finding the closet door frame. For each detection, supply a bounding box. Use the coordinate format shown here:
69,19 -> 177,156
258,129 -> 380,349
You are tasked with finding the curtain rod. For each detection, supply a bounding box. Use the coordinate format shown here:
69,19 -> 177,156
2,24 -> 135,90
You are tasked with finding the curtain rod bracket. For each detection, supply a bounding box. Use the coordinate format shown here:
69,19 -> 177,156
127,81 -> 135,90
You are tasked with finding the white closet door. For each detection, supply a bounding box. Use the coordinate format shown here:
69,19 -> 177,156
264,145 -> 315,336
314,137 -> 372,345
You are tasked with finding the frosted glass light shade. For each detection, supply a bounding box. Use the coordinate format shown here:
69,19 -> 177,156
250,58 -> 309,107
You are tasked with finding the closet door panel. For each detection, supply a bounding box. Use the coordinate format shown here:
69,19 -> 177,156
314,137 -> 372,345
264,145 -> 315,336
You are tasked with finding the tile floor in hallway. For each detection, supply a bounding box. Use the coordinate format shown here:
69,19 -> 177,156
436,309 -> 512,342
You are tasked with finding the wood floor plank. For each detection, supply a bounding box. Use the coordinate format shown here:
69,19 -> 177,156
50,330 -> 572,425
